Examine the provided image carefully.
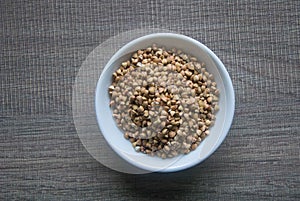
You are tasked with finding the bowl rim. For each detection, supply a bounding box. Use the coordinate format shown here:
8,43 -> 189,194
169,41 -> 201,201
95,33 -> 235,172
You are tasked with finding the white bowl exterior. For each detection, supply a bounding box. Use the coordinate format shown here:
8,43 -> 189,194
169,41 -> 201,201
95,33 -> 235,172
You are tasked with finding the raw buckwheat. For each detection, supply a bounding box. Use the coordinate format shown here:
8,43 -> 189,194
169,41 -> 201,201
108,44 -> 219,158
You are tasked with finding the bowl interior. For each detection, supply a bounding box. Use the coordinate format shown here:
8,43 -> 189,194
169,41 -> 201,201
95,33 -> 234,172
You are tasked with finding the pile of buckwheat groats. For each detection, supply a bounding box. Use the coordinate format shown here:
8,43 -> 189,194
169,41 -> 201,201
108,44 -> 219,159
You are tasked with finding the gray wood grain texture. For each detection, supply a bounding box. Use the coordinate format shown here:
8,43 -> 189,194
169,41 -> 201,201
0,0 -> 299,200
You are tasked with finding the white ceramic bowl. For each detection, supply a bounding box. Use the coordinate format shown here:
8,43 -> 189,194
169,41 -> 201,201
95,33 -> 234,172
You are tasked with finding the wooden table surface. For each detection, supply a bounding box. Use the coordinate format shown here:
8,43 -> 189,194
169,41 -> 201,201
1,1 -> 299,200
